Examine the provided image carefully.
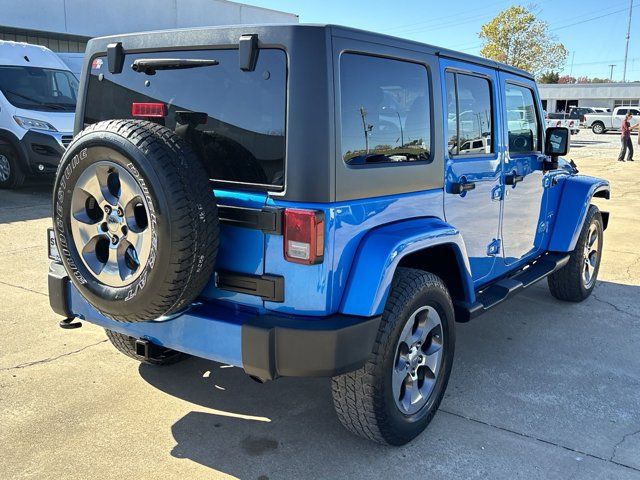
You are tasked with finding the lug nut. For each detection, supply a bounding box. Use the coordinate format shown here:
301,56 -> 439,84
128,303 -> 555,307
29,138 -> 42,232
117,207 -> 124,217
104,205 -> 111,214
111,235 -> 119,245
419,356 -> 423,362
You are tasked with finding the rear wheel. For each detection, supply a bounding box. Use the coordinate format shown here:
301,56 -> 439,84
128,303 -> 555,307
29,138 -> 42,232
0,144 -> 26,189
591,122 -> 605,134
548,205 -> 603,302
331,268 -> 455,445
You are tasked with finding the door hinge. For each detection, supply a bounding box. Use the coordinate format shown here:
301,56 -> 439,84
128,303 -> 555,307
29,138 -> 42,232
487,239 -> 501,256
491,184 -> 504,201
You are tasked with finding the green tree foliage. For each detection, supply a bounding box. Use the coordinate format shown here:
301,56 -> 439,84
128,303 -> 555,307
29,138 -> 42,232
479,6 -> 568,76
539,71 -> 560,84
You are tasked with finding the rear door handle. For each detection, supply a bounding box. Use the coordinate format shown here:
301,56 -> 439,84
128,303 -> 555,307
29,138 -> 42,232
450,181 -> 476,194
505,173 -> 524,186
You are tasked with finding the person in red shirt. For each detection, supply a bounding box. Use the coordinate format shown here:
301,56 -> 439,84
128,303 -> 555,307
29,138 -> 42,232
618,112 -> 639,162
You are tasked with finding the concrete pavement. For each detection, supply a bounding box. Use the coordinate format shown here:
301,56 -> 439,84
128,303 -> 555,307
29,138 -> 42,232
1,131 -> 639,479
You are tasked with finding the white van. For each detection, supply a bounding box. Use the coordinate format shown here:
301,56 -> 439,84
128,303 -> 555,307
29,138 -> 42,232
0,41 -> 78,188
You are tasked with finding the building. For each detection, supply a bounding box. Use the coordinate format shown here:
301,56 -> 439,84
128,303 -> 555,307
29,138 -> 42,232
539,83 -> 640,113
0,0 -> 298,54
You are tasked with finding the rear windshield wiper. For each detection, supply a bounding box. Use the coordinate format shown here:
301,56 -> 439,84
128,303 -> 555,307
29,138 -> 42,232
131,58 -> 219,75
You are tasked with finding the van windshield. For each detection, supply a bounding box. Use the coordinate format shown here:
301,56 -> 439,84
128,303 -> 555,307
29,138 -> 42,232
0,66 -> 78,112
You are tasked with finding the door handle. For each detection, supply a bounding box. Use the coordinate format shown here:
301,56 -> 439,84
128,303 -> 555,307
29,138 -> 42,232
505,173 -> 524,186
450,181 -> 476,194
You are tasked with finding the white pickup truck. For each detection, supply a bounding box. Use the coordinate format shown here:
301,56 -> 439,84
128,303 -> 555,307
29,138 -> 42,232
584,106 -> 640,134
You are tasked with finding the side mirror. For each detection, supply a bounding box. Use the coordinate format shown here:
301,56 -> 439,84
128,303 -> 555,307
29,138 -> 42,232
543,127 -> 570,170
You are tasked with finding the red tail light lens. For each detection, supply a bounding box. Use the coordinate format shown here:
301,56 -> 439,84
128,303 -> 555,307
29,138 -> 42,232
131,102 -> 167,118
283,209 -> 324,265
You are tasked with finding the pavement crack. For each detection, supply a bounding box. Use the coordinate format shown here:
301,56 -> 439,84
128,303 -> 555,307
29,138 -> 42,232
440,409 -> 640,473
1,340 -> 107,371
591,294 -> 640,320
611,428 -> 640,463
0,280 -> 47,297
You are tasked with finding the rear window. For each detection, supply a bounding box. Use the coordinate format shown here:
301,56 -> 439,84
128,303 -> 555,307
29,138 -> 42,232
84,49 -> 287,190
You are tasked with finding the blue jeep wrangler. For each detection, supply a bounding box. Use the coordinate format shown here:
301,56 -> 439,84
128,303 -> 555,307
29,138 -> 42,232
48,25 -> 610,445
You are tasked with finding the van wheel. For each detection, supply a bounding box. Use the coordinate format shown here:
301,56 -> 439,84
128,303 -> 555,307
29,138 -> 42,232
0,144 -> 26,189
591,122 -> 605,134
548,205 -> 603,302
105,329 -> 188,365
331,268 -> 455,445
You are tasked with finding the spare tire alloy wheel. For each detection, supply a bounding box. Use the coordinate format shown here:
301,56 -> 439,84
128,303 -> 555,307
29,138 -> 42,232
71,162 -> 152,287
53,120 -> 219,322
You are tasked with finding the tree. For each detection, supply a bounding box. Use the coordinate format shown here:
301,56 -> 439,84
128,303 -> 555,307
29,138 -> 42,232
558,75 -> 577,84
479,6 -> 568,77
539,71 -> 560,84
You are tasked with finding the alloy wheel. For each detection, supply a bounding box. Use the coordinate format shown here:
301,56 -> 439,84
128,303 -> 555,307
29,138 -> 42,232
70,161 -> 152,287
582,222 -> 599,289
392,305 -> 444,415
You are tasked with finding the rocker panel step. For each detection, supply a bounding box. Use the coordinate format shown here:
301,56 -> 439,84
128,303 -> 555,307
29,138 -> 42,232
454,252 -> 570,322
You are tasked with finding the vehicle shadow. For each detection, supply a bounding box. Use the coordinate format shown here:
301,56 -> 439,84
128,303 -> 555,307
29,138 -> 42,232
0,180 -> 52,224
138,280 -> 640,478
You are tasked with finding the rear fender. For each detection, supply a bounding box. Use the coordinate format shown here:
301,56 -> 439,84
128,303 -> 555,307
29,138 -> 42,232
548,175 -> 610,252
339,218 -> 474,317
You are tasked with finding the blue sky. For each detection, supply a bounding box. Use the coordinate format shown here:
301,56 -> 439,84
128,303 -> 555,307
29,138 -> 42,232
245,0 -> 639,80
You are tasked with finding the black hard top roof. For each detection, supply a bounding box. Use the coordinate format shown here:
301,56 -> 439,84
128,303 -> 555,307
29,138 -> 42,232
87,23 -> 534,81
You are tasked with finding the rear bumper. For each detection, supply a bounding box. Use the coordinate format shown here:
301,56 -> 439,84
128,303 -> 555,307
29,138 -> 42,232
48,264 -> 380,380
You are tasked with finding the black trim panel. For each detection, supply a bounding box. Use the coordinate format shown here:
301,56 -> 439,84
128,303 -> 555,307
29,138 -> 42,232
48,263 -> 73,318
242,313 -> 381,380
216,271 -> 284,302
218,205 -> 283,234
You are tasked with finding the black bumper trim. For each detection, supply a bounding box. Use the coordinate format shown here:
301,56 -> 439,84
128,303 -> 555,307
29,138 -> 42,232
218,205 -> 283,234
216,271 -> 284,302
21,130 -> 66,174
48,263 -> 73,318
241,314 -> 381,380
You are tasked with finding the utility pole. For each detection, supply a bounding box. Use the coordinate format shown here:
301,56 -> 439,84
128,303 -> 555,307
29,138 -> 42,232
609,64 -> 616,82
623,0 -> 633,82
569,51 -> 575,77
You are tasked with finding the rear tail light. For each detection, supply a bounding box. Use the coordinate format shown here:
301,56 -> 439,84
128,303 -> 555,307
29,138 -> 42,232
283,209 -> 324,265
131,102 -> 167,118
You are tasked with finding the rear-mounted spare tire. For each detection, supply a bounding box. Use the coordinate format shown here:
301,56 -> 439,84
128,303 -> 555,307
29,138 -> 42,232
52,120 -> 219,322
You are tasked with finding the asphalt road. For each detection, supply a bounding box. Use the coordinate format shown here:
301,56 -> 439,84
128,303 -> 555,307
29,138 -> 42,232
1,130 -> 639,479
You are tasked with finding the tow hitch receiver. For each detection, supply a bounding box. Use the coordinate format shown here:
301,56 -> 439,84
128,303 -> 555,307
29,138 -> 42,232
134,339 -> 181,362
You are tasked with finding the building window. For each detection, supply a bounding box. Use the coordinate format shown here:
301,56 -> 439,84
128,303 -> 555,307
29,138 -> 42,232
614,99 -> 640,107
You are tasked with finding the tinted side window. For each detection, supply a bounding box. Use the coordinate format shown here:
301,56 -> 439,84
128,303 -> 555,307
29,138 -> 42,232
446,72 -> 493,156
505,84 -> 540,154
617,109 -> 628,116
340,53 -> 430,165
445,72 -> 457,156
